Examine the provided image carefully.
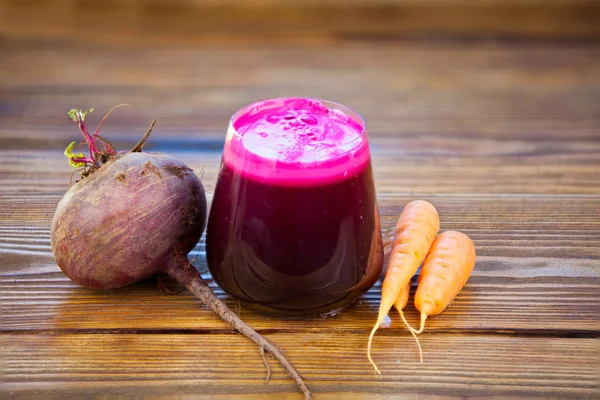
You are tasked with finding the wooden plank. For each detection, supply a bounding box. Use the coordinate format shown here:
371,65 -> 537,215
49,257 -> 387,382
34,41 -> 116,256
3,42 -> 599,88
1,193 -> 599,258
1,271 -> 598,333
1,44 -> 598,139
2,191 -> 599,333
2,333 -> 597,398
1,151 -> 600,195
1,0 -> 599,44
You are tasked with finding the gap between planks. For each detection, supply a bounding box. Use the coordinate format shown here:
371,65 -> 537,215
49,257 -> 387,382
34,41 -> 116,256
1,327 -> 598,339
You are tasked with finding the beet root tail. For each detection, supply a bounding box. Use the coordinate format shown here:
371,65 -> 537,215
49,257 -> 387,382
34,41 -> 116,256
167,255 -> 311,399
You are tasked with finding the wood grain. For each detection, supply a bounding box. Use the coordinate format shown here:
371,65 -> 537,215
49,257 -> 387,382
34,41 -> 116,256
1,0 -> 599,45
1,18 -> 599,399
3,334 -> 598,398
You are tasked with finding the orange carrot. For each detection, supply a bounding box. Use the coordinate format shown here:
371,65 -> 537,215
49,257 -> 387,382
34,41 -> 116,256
412,230 -> 476,334
367,200 -> 439,373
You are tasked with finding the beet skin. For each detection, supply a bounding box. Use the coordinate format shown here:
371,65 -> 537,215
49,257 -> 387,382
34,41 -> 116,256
51,152 -> 206,289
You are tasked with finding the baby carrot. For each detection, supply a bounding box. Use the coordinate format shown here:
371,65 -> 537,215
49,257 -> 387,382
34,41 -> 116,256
367,200 -> 439,373
413,230 -> 476,334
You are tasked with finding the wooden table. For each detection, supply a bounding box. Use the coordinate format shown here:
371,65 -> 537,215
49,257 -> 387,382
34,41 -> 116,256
1,3 -> 599,398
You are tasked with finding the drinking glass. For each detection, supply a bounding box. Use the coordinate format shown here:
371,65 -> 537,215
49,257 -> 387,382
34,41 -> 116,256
206,98 -> 382,317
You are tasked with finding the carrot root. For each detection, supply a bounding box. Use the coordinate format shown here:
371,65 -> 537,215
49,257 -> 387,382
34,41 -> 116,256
398,308 -> 423,363
368,283 -> 400,374
367,318 -> 384,374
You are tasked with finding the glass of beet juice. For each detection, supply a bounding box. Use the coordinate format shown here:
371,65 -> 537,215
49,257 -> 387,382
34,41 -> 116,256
206,98 -> 382,317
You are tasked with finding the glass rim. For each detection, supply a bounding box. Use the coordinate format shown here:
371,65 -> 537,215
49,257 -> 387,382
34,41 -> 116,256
227,97 -> 367,150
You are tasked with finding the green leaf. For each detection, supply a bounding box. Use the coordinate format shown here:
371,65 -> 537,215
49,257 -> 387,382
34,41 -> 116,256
64,141 -> 87,168
67,108 -> 93,122
67,109 -> 79,122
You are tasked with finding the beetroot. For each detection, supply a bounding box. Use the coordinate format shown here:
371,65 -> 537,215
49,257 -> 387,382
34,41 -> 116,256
51,107 -> 310,398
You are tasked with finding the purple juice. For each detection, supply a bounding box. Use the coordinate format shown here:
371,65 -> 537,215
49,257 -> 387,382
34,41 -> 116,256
206,98 -> 382,317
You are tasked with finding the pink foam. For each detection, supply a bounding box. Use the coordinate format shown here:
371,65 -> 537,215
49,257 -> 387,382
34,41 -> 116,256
222,98 -> 370,186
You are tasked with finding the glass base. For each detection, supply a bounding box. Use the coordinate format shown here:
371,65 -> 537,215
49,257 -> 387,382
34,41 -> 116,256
236,293 -> 362,319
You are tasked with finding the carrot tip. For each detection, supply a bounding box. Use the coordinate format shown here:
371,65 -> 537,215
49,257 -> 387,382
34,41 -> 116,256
416,311 -> 427,334
367,325 -> 383,374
